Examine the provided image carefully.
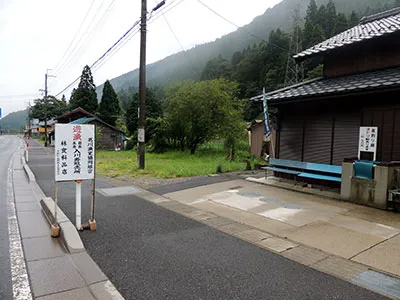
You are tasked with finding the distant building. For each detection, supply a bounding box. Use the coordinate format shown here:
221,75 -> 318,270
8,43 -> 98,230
247,120 -> 267,158
54,107 -> 124,150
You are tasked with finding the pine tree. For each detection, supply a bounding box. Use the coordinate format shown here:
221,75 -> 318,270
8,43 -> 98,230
304,0 -> 319,49
125,89 -> 162,136
325,0 -> 337,37
349,11 -> 359,28
98,80 -> 121,126
333,13 -> 348,35
305,0 -> 318,24
69,65 -> 98,113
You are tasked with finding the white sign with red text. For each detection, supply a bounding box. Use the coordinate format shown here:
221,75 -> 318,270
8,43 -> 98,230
55,124 -> 95,182
358,126 -> 378,160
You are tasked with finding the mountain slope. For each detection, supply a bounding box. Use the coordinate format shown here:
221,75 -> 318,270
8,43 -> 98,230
0,109 -> 28,131
99,0 -> 393,95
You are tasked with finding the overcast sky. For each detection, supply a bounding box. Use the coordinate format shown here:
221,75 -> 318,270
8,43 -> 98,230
0,0 -> 282,117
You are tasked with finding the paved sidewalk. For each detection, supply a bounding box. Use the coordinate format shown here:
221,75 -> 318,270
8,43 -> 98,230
27,141 -> 393,299
12,144 -> 122,299
149,178 -> 400,298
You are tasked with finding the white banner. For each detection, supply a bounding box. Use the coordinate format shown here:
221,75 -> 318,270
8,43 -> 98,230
55,124 -> 95,182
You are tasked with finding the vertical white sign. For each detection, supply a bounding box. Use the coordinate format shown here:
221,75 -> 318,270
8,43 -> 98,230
358,126 -> 378,160
55,124 -> 95,182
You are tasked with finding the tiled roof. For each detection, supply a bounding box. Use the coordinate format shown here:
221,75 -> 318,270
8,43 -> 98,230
294,7 -> 400,60
69,116 -> 124,133
70,117 -> 96,124
251,67 -> 400,104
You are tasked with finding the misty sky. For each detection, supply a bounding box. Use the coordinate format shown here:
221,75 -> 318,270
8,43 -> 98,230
0,0 -> 282,117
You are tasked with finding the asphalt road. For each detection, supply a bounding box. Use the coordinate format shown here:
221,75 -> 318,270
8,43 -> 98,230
28,141 -> 388,300
0,135 -> 21,300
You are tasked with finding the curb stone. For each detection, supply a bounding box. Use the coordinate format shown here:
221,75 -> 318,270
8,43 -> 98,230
21,154 -> 36,182
22,150 -> 125,300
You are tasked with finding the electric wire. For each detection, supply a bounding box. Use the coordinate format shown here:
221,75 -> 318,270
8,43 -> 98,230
54,1 -> 105,77
52,0 -> 97,75
196,0 -> 288,52
55,0 -> 185,97
50,0 -> 117,90
55,19 -> 141,97
153,0 -> 186,53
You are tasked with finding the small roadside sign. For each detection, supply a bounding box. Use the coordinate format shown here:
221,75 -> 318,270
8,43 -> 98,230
55,124 -> 95,182
358,126 -> 378,161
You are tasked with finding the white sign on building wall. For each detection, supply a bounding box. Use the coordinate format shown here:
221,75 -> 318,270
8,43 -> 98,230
55,124 -> 95,182
358,126 -> 378,160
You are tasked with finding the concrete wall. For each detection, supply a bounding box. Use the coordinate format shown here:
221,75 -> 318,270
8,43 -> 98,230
341,162 -> 397,210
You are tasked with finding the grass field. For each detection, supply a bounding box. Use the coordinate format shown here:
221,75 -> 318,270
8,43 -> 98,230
96,147 -> 251,178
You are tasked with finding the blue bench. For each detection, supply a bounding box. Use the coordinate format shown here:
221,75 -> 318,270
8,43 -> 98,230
262,158 -> 342,183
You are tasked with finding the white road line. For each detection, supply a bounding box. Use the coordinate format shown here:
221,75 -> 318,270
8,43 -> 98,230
7,146 -> 32,300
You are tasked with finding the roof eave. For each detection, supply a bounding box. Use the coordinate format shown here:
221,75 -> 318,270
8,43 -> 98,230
268,85 -> 400,106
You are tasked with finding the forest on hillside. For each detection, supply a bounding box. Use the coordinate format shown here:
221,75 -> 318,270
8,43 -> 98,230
118,0 -> 400,121
104,0 -> 399,99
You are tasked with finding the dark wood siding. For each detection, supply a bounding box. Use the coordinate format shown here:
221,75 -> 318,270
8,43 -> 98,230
332,112 -> 360,165
362,107 -> 400,162
278,116 -> 303,161
324,33 -> 400,78
303,115 -> 333,164
393,110 -> 400,161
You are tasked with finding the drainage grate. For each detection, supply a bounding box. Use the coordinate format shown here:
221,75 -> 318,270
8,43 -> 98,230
97,186 -> 141,197
351,270 -> 400,299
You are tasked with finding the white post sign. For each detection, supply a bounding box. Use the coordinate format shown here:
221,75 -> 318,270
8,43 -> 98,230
55,124 -> 95,182
358,126 -> 378,161
55,124 -> 95,230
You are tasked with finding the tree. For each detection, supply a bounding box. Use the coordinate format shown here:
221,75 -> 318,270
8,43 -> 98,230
165,79 -> 241,154
325,0 -> 337,37
98,80 -> 121,126
305,0 -> 318,24
333,13 -> 348,35
125,88 -> 162,137
201,55 -> 232,80
69,65 -> 98,113
349,11 -> 359,28
30,96 -> 68,146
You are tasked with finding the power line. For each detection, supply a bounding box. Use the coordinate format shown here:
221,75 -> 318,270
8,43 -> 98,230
148,0 -> 186,23
92,28 -> 140,73
52,0 -> 97,74
55,0 -> 183,97
54,1 -> 105,77
154,0 -> 186,52
196,0 -> 288,52
50,0 -> 117,91
55,19 -> 141,97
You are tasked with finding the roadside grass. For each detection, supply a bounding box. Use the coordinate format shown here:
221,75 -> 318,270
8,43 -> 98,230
96,146 -> 249,178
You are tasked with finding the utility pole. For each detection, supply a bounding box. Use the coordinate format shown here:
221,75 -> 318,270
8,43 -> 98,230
137,0 -> 147,169
40,69 -> 56,147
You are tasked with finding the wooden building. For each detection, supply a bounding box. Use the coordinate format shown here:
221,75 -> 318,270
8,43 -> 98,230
55,108 -> 124,150
248,120 -> 266,158
55,107 -> 94,124
252,8 -> 400,165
